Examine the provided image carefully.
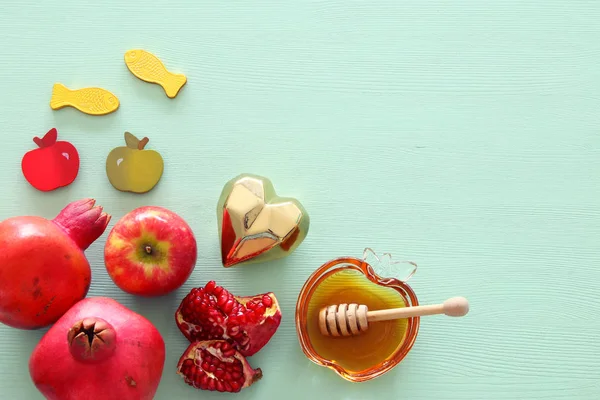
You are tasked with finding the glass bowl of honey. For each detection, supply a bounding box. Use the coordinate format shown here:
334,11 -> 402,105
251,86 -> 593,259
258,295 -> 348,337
295,248 -> 420,382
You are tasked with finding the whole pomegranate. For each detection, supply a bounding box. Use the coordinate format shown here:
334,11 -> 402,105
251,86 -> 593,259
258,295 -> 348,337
29,297 -> 166,400
0,199 -> 110,329
175,280 -> 282,356
177,340 -> 262,393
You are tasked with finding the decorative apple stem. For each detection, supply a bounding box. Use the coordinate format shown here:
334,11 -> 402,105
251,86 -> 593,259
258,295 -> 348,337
33,128 -> 58,148
138,137 -> 150,150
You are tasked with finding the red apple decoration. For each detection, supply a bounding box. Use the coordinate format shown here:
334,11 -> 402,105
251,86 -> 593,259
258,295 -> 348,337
21,128 -> 80,192
104,206 -> 198,297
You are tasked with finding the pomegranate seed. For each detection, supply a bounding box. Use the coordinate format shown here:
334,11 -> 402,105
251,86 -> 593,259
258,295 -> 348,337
224,299 -> 235,313
216,380 -> 225,392
232,332 -> 244,340
232,371 -> 242,380
214,369 -> 225,379
223,347 -> 236,357
214,341 -> 222,349
205,281 -> 216,291
230,381 -> 241,392
262,295 -> 272,307
189,369 -> 198,382
208,378 -> 216,391
201,361 -> 210,371
255,304 -> 266,315
246,301 -> 256,309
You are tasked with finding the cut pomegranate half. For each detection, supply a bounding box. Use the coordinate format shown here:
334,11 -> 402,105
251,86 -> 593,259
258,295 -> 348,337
175,281 -> 282,356
177,340 -> 262,393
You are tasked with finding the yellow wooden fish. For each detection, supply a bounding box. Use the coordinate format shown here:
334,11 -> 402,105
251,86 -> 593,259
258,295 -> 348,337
124,49 -> 187,98
50,83 -> 120,116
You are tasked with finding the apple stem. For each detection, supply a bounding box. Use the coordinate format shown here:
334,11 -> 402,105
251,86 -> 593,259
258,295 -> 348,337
138,137 -> 150,150
33,137 -> 45,147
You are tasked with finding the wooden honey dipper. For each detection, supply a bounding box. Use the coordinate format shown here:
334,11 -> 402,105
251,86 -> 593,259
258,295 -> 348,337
319,297 -> 469,337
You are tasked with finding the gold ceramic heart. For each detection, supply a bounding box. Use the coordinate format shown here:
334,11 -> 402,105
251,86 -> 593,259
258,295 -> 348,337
217,173 -> 310,267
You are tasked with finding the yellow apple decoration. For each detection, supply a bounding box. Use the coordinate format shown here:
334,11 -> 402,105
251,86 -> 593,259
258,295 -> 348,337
106,132 -> 164,193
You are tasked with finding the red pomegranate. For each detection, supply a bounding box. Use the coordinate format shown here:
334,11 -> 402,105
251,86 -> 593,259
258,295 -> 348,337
0,199 -> 110,329
29,297 -> 166,400
177,340 -> 262,393
175,280 -> 282,356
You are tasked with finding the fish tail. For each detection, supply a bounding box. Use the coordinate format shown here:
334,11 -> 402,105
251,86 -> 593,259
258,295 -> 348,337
50,83 -> 71,109
164,73 -> 187,98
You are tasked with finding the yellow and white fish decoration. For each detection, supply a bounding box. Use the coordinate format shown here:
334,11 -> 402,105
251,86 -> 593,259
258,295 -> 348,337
49,83 -> 120,116
124,49 -> 187,98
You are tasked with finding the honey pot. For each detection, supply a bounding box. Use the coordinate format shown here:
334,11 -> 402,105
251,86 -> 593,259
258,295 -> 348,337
295,248 -> 420,382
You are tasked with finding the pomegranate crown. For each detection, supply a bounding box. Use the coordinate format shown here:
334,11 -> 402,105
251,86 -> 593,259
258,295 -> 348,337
53,198 -> 111,250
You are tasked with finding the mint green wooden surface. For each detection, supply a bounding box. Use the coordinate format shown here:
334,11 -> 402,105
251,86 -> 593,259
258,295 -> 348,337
1,1 -> 599,399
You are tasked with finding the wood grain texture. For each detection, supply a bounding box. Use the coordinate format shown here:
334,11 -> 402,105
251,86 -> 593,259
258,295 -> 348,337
1,0 -> 599,399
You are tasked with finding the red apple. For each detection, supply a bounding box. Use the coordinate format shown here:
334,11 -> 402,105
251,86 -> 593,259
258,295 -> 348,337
21,128 -> 80,191
104,206 -> 197,297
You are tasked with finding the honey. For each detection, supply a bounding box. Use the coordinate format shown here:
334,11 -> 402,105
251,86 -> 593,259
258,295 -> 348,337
305,268 -> 408,372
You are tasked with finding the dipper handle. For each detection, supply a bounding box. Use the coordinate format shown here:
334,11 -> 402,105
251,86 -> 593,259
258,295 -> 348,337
367,297 -> 469,322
